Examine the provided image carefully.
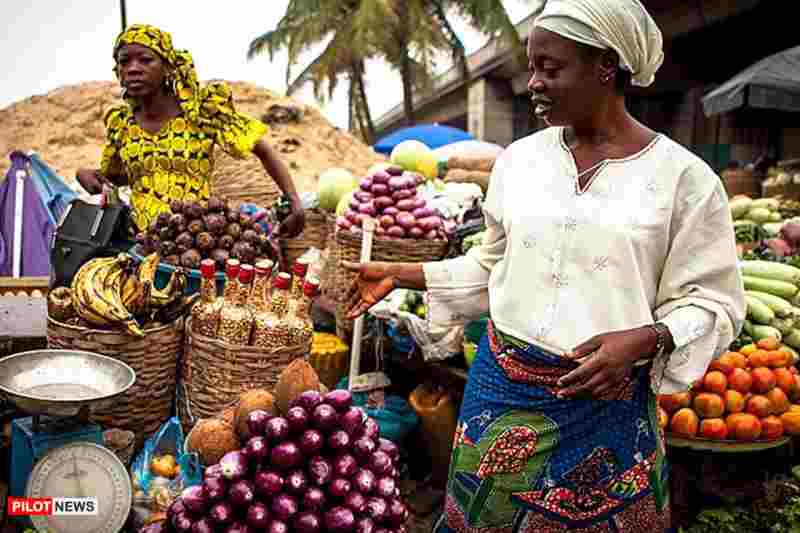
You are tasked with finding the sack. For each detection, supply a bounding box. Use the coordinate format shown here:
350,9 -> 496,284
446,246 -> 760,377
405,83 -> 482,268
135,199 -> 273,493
129,417 -> 202,529
50,199 -> 133,289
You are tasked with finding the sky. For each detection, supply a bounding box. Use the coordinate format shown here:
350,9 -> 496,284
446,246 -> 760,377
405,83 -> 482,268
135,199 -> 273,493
0,0 -> 536,130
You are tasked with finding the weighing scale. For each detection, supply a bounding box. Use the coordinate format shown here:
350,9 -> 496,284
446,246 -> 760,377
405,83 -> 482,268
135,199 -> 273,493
0,349 -> 136,533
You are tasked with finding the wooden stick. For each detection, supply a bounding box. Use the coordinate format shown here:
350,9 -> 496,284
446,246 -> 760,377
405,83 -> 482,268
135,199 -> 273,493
348,218 -> 376,390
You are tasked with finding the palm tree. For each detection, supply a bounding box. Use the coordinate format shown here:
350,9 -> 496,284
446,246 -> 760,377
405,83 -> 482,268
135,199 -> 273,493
247,0 -> 378,143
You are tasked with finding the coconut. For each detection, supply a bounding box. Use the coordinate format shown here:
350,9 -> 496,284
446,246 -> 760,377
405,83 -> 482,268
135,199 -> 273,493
186,418 -> 240,465
274,360 -> 321,415
234,389 -> 278,439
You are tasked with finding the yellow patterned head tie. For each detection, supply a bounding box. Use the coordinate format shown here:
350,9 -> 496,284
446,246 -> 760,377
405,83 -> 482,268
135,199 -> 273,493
113,24 -> 202,120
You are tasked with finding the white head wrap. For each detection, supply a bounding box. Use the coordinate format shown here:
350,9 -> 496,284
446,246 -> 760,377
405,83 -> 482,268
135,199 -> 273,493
533,0 -> 664,87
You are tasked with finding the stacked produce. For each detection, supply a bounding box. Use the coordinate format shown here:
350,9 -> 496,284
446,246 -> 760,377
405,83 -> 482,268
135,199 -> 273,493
397,290 -> 426,319
135,197 -> 276,270
165,361 -> 409,533
731,197 -> 783,224
779,198 -> 800,220
659,338 -> 800,442
336,166 -> 447,241
47,252 -> 193,336
738,260 -> 800,350
190,257 -> 319,348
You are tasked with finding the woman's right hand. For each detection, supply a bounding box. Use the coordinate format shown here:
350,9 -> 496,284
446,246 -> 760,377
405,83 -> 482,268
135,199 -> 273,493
343,261 -> 400,319
76,168 -> 109,195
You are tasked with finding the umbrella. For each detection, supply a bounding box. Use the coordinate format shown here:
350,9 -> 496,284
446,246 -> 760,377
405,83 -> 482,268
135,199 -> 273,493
374,124 -> 474,154
702,45 -> 800,117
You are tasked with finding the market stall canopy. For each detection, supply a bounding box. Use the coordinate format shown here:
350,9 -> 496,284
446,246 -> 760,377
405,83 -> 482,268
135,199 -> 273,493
702,45 -> 800,117
374,124 -> 474,154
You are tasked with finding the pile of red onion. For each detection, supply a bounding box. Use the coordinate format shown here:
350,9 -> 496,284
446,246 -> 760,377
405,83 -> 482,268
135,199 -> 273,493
337,167 -> 446,240
146,390 -> 409,533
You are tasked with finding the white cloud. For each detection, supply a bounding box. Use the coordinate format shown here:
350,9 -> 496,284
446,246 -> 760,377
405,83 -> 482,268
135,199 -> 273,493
0,0 -> 535,131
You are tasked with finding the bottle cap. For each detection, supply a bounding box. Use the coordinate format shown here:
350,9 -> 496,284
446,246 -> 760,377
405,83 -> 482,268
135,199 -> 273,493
273,272 -> 291,290
225,258 -> 241,278
239,264 -> 255,284
292,259 -> 309,277
255,259 -> 274,275
200,259 -> 216,278
303,277 -> 320,297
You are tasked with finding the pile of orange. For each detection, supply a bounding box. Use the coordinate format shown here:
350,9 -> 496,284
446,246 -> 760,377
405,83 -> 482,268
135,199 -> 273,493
658,337 -> 800,442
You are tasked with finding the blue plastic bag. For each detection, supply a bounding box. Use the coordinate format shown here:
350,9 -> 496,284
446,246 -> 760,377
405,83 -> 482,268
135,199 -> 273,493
335,378 -> 419,444
130,417 -> 202,527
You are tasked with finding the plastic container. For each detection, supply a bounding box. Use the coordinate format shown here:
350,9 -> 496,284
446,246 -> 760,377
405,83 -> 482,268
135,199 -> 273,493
130,246 -> 226,296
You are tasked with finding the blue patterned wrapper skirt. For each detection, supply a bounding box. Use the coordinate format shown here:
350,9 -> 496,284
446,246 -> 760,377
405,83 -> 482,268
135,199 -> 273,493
434,321 -> 670,533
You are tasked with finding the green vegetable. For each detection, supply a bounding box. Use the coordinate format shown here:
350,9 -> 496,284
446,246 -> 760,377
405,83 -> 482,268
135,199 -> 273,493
317,168 -> 358,212
751,324 -> 782,342
742,275 -> 798,299
741,260 -> 800,285
784,329 -> 800,349
744,290 -> 795,317
769,211 -> 783,222
745,207 -> 772,223
742,319 -> 754,336
746,295 -> 775,324
770,317 -> 795,335
729,197 -> 753,219
751,198 -> 780,210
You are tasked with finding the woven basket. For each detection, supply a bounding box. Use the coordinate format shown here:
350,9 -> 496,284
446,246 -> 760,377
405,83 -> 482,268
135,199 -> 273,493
210,151 -> 282,208
320,238 -> 342,303
329,229 -> 451,305
46,317 -> 183,443
179,317 -> 311,427
281,209 -> 334,266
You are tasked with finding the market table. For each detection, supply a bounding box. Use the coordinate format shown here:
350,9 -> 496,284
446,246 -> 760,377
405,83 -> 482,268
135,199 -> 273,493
667,434 -> 794,528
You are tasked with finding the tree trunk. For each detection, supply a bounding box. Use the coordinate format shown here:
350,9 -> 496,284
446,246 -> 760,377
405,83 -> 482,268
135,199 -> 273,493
348,77 -> 355,133
354,65 -> 376,144
400,51 -> 414,126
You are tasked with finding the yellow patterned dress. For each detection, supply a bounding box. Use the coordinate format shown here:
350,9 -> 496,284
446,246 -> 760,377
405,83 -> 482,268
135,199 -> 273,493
100,82 -> 267,232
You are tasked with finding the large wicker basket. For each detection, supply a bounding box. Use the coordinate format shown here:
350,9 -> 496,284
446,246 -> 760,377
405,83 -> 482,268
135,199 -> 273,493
179,317 -> 311,427
46,317 -> 183,443
281,209 -> 334,266
211,151 -> 282,208
329,229 -> 451,338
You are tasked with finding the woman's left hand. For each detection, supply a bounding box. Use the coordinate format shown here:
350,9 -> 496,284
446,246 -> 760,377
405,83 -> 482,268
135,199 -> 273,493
279,195 -> 306,238
557,327 -> 657,400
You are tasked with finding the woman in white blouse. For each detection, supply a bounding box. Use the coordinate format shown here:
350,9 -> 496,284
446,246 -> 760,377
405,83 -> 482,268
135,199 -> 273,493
345,1 -> 745,531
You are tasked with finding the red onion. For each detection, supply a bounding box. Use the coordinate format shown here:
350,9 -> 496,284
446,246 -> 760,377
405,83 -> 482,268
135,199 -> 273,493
388,176 -> 406,190
337,217 -> 352,230
372,170 -> 391,183
395,212 -> 416,230
412,207 -> 434,219
412,197 -> 426,209
374,196 -> 395,211
379,214 -> 395,228
358,202 -> 377,217
360,177 -> 373,191
386,226 -> 406,238
408,227 -> 424,239
303,487 -> 327,512
371,184 -> 390,196
354,191 -> 373,203
383,206 -> 399,217
386,166 -> 404,176
350,198 -> 361,211
345,209 -> 359,224
392,189 -> 413,201
425,229 -> 439,240
395,199 -> 415,212
417,216 -> 442,231
271,493 -> 299,522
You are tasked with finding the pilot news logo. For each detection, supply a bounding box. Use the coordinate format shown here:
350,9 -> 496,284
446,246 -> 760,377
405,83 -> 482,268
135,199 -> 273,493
7,497 -> 98,516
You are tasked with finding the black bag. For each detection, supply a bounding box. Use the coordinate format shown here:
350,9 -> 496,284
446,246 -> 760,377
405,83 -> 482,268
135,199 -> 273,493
50,199 -> 134,289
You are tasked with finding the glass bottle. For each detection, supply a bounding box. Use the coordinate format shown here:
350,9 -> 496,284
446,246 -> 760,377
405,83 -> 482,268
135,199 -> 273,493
288,276 -> 319,347
250,259 -> 274,311
191,259 -> 222,336
218,263 -> 255,345
252,272 -> 292,349
290,259 -> 309,302
221,258 -> 241,304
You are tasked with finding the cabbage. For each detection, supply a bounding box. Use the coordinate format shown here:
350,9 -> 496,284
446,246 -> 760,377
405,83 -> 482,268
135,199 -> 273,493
390,140 -> 430,172
318,168 -> 359,212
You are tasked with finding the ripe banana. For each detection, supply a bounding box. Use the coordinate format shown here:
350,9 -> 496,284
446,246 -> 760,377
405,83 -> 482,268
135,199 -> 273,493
151,268 -> 187,308
137,253 -> 161,286
71,256 -> 119,327
121,269 -> 147,315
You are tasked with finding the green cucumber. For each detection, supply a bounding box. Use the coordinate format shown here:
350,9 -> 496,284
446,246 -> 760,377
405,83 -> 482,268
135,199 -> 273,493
745,290 -> 795,318
741,261 -> 800,285
770,317 -> 795,335
784,329 -> 800,349
742,320 -> 755,336
742,275 -> 799,299
751,324 -> 782,342
746,295 -> 777,324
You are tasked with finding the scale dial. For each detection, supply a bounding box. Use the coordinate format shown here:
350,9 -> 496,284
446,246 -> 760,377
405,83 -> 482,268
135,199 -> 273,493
26,442 -> 132,533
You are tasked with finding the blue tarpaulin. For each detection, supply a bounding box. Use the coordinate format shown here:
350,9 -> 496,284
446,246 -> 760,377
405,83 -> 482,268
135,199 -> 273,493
374,124 -> 474,154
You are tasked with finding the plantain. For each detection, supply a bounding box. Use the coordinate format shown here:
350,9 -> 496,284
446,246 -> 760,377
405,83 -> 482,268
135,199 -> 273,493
150,268 -> 187,308
71,256 -> 119,327
154,293 -> 201,324
137,253 -> 162,286
47,287 -> 76,322
121,268 -> 147,315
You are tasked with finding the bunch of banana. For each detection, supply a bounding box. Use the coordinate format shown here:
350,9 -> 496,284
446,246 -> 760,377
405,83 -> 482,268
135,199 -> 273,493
136,253 -> 186,309
71,254 -> 145,337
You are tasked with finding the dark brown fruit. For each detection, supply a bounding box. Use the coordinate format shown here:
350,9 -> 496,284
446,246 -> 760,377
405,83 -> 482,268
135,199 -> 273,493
204,214 -> 226,235
143,235 -> 161,254
156,213 -> 171,228
135,232 -> 147,245
225,223 -> 242,240
231,241 -> 256,264
238,213 -> 253,228
161,240 -> 177,256
180,249 -> 202,269
169,200 -> 184,214
241,229 -> 258,244
184,202 -> 203,220
165,255 -> 181,266
218,234 -> 235,250
176,232 -> 194,251
149,220 -> 161,233
226,210 -> 240,223
196,232 -> 216,251
169,213 -> 186,229
207,197 -> 227,213
158,226 -> 175,242
210,249 -> 230,269
188,219 -> 205,235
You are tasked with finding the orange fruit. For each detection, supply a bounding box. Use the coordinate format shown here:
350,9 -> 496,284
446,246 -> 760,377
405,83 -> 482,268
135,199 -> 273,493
703,371 -> 728,395
751,367 -> 777,394
746,394 -> 773,418
739,344 -> 757,356
728,368 -> 753,394
748,350 -> 771,368
727,413 -> 762,441
761,415 -> 785,440
768,350 -> 792,369
774,368 -> 797,396
670,408 -> 699,437
729,352 -> 748,369
767,387 -> 791,415
709,358 -> 733,375
659,392 -> 691,414
694,392 -> 725,419
757,337 -> 781,351
724,389 -> 746,414
781,410 -> 800,435
699,418 -> 728,440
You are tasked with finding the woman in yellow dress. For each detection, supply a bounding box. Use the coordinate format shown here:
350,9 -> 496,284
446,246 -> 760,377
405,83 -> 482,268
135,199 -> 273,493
77,24 -> 305,237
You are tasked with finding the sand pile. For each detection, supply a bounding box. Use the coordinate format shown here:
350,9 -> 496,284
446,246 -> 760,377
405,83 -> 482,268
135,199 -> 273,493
0,81 -> 383,203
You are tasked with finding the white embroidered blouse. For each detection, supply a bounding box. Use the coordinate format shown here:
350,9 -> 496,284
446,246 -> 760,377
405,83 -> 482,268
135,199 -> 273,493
423,127 -> 746,394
